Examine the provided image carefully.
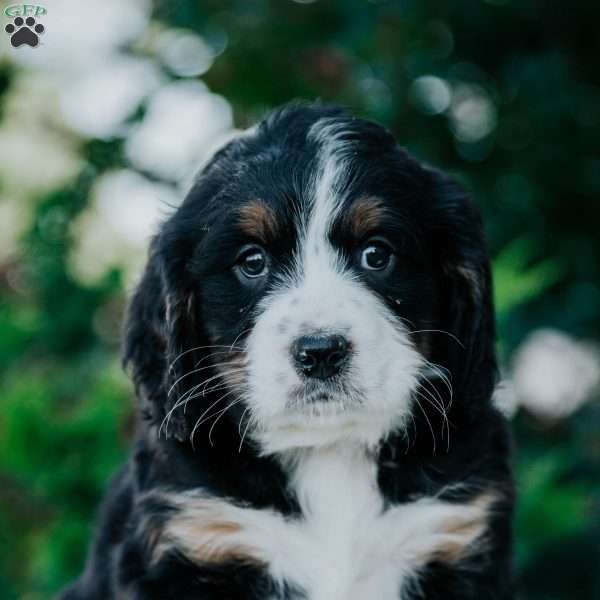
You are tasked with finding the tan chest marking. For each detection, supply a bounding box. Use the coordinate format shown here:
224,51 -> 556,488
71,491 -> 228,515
150,450 -> 497,599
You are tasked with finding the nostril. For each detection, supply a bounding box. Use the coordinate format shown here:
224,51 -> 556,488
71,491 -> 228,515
297,350 -> 317,369
327,350 -> 346,368
325,336 -> 349,368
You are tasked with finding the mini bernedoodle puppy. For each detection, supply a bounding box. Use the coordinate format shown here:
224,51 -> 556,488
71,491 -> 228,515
60,102 -> 514,600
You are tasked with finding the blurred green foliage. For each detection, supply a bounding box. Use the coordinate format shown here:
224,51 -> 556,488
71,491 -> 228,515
0,1 -> 599,599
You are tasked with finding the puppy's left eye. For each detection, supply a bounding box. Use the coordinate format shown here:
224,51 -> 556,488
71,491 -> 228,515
237,245 -> 268,279
360,240 -> 394,271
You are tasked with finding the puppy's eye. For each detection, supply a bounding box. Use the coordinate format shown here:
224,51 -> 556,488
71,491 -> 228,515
237,245 -> 268,279
360,240 -> 394,271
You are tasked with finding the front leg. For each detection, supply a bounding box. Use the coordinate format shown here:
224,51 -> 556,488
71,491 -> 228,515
119,488 -> 507,600
408,507 -> 514,600
122,547 -> 281,600
115,492 -> 294,600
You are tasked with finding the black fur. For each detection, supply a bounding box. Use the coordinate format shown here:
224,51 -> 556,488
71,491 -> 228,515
59,102 -> 513,600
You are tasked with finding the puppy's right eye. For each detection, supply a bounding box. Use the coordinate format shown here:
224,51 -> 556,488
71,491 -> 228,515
359,238 -> 394,273
236,245 -> 268,279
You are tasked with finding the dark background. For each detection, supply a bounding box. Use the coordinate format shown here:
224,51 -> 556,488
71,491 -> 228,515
0,1 -> 598,598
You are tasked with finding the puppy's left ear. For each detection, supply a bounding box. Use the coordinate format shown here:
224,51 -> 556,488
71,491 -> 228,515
427,169 -> 498,408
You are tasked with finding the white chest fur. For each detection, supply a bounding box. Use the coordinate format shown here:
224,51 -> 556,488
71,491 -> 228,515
158,445 -> 494,600
280,446 -> 397,599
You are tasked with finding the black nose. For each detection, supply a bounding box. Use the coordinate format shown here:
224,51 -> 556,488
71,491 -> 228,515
292,334 -> 350,379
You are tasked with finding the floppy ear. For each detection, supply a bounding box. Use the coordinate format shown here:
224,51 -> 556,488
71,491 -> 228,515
123,234 -> 204,443
428,169 -> 498,410
122,141 -> 241,443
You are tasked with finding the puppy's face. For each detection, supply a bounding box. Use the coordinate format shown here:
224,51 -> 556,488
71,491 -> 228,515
127,104 -> 495,453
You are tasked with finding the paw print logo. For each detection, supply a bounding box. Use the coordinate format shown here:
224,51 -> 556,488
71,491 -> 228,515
5,16 -> 45,48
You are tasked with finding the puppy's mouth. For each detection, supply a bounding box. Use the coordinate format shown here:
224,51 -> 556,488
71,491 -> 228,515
306,391 -> 335,404
287,378 -> 362,412
259,376 -> 393,453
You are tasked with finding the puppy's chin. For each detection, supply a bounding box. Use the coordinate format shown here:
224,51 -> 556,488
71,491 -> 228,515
253,399 -> 407,454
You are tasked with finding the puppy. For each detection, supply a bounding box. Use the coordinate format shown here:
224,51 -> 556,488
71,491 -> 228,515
60,102 -> 514,600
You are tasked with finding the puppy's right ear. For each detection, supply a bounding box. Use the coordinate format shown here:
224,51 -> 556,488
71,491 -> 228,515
123,243 -> 170,430
123,234 -> 203,442
123,138 -> 242,441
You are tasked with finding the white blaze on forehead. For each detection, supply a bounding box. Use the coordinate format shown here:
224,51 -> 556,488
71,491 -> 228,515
276,119 -> 360,331
300,119 -> 352,283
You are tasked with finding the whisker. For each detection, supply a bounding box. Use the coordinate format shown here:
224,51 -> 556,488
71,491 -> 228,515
178,371 -> 236,404
169,377 -> 237,424
238,407 -> 251,437
168,344 -> 244,373
416,379 -> 445,411
196,368 -> 247,396
415,388 -> 446,418
229,327 -> 254,352
420,359 -> 452,382
415,384 -> 451,453
189,388 -> 241,448
160,371 -> 246,436
194,390 -> 243,428
419,358 -> 454,421
419,381 -> 448,424
180,378 -> 247,415
178,375 -> 246,412
186,380 -> 244,403
194,349 -> 245,368
238,411 -> 254,453
417,380 -> 448,418
168,361 -> 247,397
209,398 -> 244,446
413,395 -> 437,455
396,315 -> 417,331
421,359 -> 453,384
421,361 -> 453,405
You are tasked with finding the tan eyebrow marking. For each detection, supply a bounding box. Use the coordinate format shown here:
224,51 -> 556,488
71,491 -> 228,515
343,196 -> 387,239
237,201 -> 279,242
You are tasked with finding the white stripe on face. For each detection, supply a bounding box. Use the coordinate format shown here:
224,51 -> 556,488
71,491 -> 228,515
298,120 -> 352,285
245,119 -> 424,453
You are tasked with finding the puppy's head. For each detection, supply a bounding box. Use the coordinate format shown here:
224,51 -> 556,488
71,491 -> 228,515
124,102 -> 496,454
